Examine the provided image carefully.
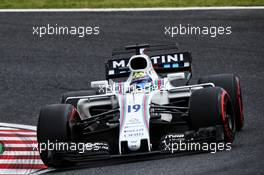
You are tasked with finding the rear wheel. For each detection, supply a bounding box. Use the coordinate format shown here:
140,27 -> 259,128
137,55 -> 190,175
198,74 -> 244,131
37,104 -> 77,167
189,87 -> 236,143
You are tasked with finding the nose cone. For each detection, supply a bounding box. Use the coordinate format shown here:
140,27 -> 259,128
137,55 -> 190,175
128,140 -> 141,151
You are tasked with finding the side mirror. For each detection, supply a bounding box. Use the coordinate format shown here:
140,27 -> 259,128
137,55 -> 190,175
167,72 -> 185,81
91,80 -> 109,88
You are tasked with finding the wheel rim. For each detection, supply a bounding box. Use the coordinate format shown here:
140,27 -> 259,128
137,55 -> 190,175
236,77 -> 244,128
226,111 -> 234,131
221,92 -> 235,142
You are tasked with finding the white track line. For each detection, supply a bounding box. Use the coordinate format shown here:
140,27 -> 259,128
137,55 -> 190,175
0,128 -> 21,130
0,6 -> 263,12
0,169 -> 39,174
0,159 -> 44,164
4,144 -> 37,148
0,137 -> 36,141
1,151 -> 39,156
0,123 -> 36,131
0,131 -> 36,135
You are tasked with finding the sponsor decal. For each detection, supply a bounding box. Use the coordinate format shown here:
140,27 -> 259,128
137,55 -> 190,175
111,53 -> 185,69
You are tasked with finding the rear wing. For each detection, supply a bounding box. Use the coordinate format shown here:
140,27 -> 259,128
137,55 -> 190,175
105,43 -> 192,80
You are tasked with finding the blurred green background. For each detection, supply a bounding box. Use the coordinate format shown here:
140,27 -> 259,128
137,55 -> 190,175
0,0 -> 263,8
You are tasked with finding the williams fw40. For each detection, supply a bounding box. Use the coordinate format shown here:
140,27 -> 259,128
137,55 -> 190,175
37,43 -> 244,167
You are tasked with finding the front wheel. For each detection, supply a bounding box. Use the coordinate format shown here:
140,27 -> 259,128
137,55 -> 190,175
198,74 -> 244,131
189,87 -> 236,143
37,104 -> 77,167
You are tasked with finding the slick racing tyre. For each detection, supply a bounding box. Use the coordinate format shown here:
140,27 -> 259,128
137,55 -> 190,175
37,104 -> 77,167
61,90 -> 97,107
198,74 -> 244,131
189,87 -> 236,143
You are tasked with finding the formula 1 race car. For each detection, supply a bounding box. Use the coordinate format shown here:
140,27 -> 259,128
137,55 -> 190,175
37,43 -> 244,167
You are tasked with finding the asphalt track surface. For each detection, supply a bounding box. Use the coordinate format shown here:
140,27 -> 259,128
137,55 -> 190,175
0,9 -> 264,175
